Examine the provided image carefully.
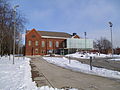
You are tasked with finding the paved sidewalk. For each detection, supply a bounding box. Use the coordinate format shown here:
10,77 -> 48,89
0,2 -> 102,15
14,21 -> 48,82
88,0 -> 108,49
30,56 -> 120,90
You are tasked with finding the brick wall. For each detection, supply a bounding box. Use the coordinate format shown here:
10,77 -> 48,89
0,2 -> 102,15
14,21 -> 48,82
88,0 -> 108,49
25,29 -> 65,55
25,29 -> 41,55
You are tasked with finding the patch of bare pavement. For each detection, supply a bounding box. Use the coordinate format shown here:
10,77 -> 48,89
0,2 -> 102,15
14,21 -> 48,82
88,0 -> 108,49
30,56 -> 120,90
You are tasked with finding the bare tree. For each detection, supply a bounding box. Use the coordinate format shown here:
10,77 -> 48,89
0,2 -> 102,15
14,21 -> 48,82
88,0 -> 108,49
94,37 -> 112,54
0,0 -> 26,56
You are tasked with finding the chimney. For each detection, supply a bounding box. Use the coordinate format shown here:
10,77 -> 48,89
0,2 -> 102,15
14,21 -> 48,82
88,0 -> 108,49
73,33 -> 77,36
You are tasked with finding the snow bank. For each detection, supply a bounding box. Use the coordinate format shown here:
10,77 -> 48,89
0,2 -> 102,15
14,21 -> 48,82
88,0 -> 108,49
44,54 -> 61,57
43,57 -> 120,79
110,59 -> 120,61
0,56 -> 77,90
66,52 -> 120,59
0,56 -> 37,90
38,86 -> 77,90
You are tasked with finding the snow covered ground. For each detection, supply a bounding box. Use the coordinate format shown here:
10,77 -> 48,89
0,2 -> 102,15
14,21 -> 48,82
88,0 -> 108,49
66,52 -> 120,59
43,57 -> 120,79
0,56 -> 37,90
110,58 -> 120,61
0,56 -> 77,90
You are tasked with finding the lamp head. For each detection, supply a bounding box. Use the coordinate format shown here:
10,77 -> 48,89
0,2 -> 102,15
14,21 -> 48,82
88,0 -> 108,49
84,32 -> 86,36
109,22 -> 113,27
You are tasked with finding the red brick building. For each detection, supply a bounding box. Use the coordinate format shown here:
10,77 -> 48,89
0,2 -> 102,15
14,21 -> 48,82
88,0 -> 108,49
25,29 -> 80,55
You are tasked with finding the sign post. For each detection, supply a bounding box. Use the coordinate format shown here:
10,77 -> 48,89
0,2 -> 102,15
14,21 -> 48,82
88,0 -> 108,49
90,56 -> 92,70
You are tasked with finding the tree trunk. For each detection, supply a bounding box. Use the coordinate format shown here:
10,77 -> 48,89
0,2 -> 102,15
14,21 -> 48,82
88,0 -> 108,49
0,44 -> 1,57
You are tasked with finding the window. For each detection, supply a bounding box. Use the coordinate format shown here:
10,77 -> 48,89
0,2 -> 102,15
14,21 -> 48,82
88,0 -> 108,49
35,41 -> 38,46
41,50 -> 44,54
32,35 -> 35,38
35,48 -> 38,53
42,41 -> 45,47
41,50 -> 45,54
28,40 -> 31,46
49,41 -> 52,47
56,41 -> 59,47
63,42 -> 65,47
44,50 -> 46,54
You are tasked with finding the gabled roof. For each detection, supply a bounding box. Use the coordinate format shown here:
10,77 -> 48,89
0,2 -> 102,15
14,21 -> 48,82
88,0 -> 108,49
26,29 -> 82,38
37,31 -> 72,38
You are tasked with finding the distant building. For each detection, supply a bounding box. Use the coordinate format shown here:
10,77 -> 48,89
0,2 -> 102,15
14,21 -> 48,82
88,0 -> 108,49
25,29 -> 93,55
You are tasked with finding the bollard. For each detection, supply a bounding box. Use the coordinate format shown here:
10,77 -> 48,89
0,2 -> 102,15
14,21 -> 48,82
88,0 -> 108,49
90,56 -> 92,70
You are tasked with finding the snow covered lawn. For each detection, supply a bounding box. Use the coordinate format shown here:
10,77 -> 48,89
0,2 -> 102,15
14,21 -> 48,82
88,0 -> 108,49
110,58 -> 120,61
0,56 -> 38,90
66,52 -> 120,59
0,56 -> 76,90
43,57 -> 120,79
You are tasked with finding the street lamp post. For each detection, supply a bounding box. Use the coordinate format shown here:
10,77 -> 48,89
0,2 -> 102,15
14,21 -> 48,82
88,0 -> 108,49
109,22 -> 113,57
13,5 -> 19,64
84,32 -> 87,51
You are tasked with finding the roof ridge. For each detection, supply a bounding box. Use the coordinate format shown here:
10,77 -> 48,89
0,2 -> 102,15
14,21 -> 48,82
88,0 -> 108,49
37,30 -> 72,38
38,30 -> 71,34
26,29 -> 72,38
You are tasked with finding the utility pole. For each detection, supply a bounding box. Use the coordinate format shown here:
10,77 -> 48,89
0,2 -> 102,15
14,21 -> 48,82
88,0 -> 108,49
108,22 -> 113,58
13,5 -> 19,64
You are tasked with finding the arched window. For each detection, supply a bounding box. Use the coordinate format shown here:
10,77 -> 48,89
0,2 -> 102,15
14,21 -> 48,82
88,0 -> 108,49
41,50 -> 45,54
35,41 -> 38,46
49,41 -> 52,47
35,48 -> 38,53
42,41 -> 45,47
31,35 -> 35,38
56,41 -> 59,47
28,40 -> 31,46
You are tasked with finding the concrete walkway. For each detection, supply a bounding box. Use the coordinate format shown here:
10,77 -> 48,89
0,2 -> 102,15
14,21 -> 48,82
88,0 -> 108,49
30,56 -> 120,90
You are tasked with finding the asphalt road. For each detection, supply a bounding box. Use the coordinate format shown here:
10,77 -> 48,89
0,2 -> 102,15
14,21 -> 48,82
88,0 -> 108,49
30,56 -> 120,90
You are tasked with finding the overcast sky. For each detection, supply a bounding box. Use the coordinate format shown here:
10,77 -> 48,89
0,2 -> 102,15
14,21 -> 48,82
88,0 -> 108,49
11,0 -> 120,47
